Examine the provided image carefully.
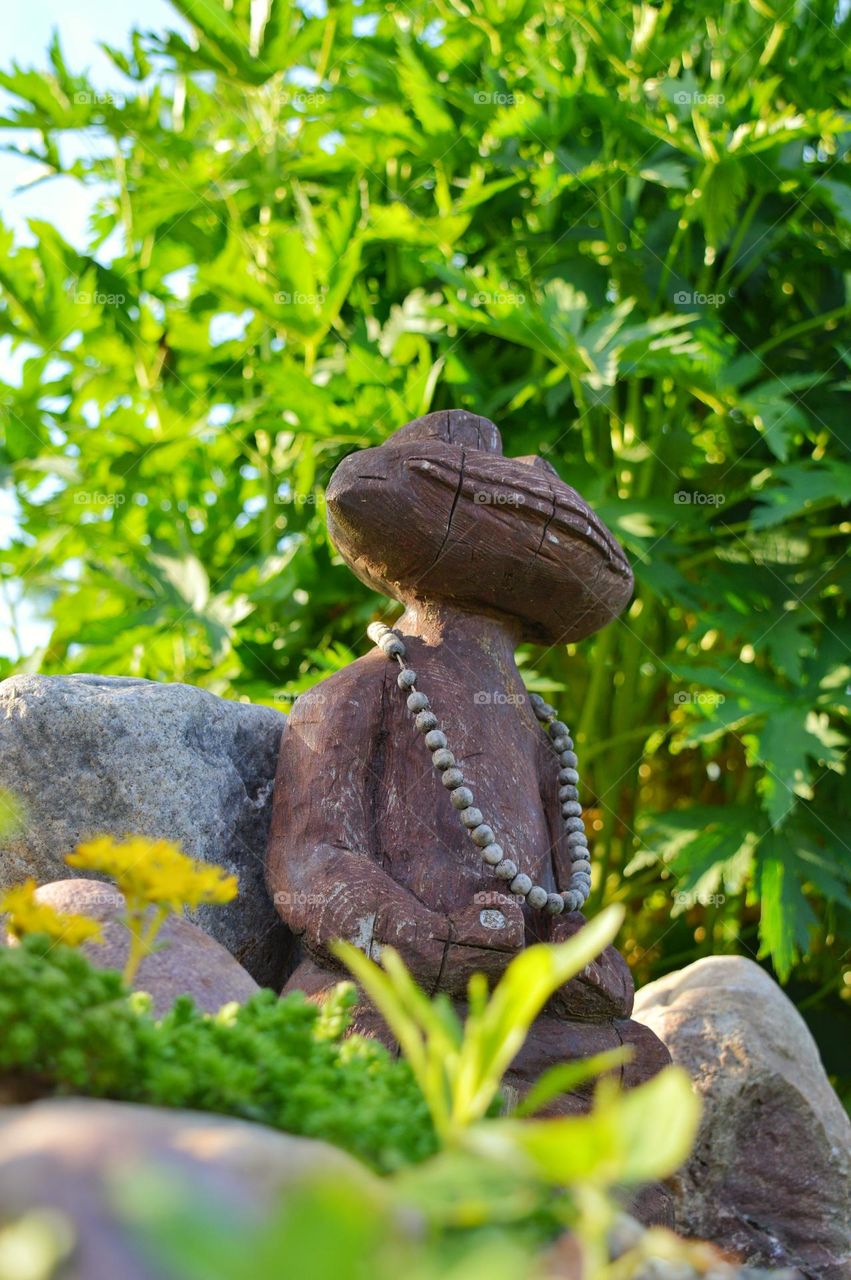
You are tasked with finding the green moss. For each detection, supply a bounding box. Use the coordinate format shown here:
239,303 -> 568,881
0,936 -> 436,1172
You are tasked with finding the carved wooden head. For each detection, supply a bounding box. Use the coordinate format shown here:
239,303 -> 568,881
326,409 -> 633,644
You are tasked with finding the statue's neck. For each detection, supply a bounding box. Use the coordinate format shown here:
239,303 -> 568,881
395,600 -> 522,687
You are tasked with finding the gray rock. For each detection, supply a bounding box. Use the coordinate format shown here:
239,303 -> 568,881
0,674 -> 293,988
634,956 -> 851,1280
0,1098 -> 376,1280
23,880 -> 260,1016
603,1211 -> 802,1279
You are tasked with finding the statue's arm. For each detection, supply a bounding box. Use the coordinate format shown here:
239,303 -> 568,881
266,662 -> 450,988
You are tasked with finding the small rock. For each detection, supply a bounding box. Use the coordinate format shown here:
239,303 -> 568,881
0,674 -> 293,987
0,1098 -> 376,1280
19,880 -> 260,1017
634,956 -> 851,1280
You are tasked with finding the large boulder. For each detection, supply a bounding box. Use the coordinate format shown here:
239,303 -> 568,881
0,1098 -> 377,1280
23,880 -> 260,1016
633,956 -> 851,1280
0,674 -> 292,989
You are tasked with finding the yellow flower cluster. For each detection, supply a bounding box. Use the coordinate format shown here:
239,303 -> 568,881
1,879 -> 104,946
66,836 -> 238,912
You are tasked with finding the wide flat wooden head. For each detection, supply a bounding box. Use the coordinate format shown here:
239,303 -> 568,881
326,410 -> 633,645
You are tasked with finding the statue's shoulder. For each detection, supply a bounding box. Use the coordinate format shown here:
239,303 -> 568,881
287,649 -> 389,733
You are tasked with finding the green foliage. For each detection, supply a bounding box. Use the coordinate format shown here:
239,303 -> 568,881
111,936 -> 700,1280
0,1 -> 848,1050
0,935 -> 436,1171
0,928 -> 701,1279
116,1063 -> 700,1280
122,1171 -> 540,1280
336,909 -> 699,1213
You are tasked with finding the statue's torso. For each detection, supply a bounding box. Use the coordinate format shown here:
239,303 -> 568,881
365,646 -> 563,924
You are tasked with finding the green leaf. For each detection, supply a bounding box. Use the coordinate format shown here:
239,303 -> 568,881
453,907 -> 624,1127
395,39 -> 454,137
754,705 -> 831,827
751,463 -> 851,530
639,159 -> 689,189
756,833 -> 818,981
512,1047 -> 632,1118
335,907 -> 624,1141
480,1067 -> 700,1186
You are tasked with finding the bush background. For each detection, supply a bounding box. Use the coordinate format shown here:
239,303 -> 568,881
0,0 -> 848,1096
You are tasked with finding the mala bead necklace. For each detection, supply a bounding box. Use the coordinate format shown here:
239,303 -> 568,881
368,622 -> 591,915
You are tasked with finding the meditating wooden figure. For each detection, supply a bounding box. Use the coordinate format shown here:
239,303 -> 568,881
267,409 -> 670,1118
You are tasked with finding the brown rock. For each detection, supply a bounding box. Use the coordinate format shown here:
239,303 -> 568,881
0,1098 -> 375,1280
634,956 -> 851,1280
24,879 -> 259,1016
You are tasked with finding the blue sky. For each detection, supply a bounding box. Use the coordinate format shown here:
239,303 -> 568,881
1,1 -> 189,656
1,0 -> 187,249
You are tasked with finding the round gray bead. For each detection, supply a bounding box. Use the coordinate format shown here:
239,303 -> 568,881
407,691 -> 429,713
567,832 -> 589,850
530,696 -> 554,721
471,824 -> 495,847
510,873 -> 533,897
380,635 -> 406,657
561,801 -> 582,818
560,765 -> 580,783
397,668 -> 417,689
558,784 -> 579,803
558,774 -> 579,792
432,748 -> 455,771
550,720 -> 570,739
415,710 -> 438,733
546,893 -> 565,915
528,692 -> 546,712
563,889 -> 583,912
460,806 -> 484,829
494,859 -> 518,881
442,768 -> 465,790
564,816 -> 585,835
571,874 -> 592,892
482,843 -> 503,865
570,859 -> 591,876
560,750 -> 579,769
451,787 -> 474,810
424,729 -> 447,751
551,737 -> 571,752
527,885 -> 548,910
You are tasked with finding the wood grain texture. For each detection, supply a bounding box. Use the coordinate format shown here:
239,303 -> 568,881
267,409 -> 669,1123
325,409 -> 633,646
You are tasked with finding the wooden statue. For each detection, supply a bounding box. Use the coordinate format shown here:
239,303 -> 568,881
267,409 -> 670,1129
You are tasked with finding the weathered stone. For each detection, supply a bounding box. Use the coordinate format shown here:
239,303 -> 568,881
634,956 -> 851,1280
19,880 -> 260,1016
0,674 -> 292,988
0,1098 -> 376,1280
549,1211 -> 804,1279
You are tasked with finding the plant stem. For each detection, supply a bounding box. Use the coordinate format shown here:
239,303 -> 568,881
123,905 -> 169,987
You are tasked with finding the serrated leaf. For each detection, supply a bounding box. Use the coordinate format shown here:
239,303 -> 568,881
756,834 -> 818,980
